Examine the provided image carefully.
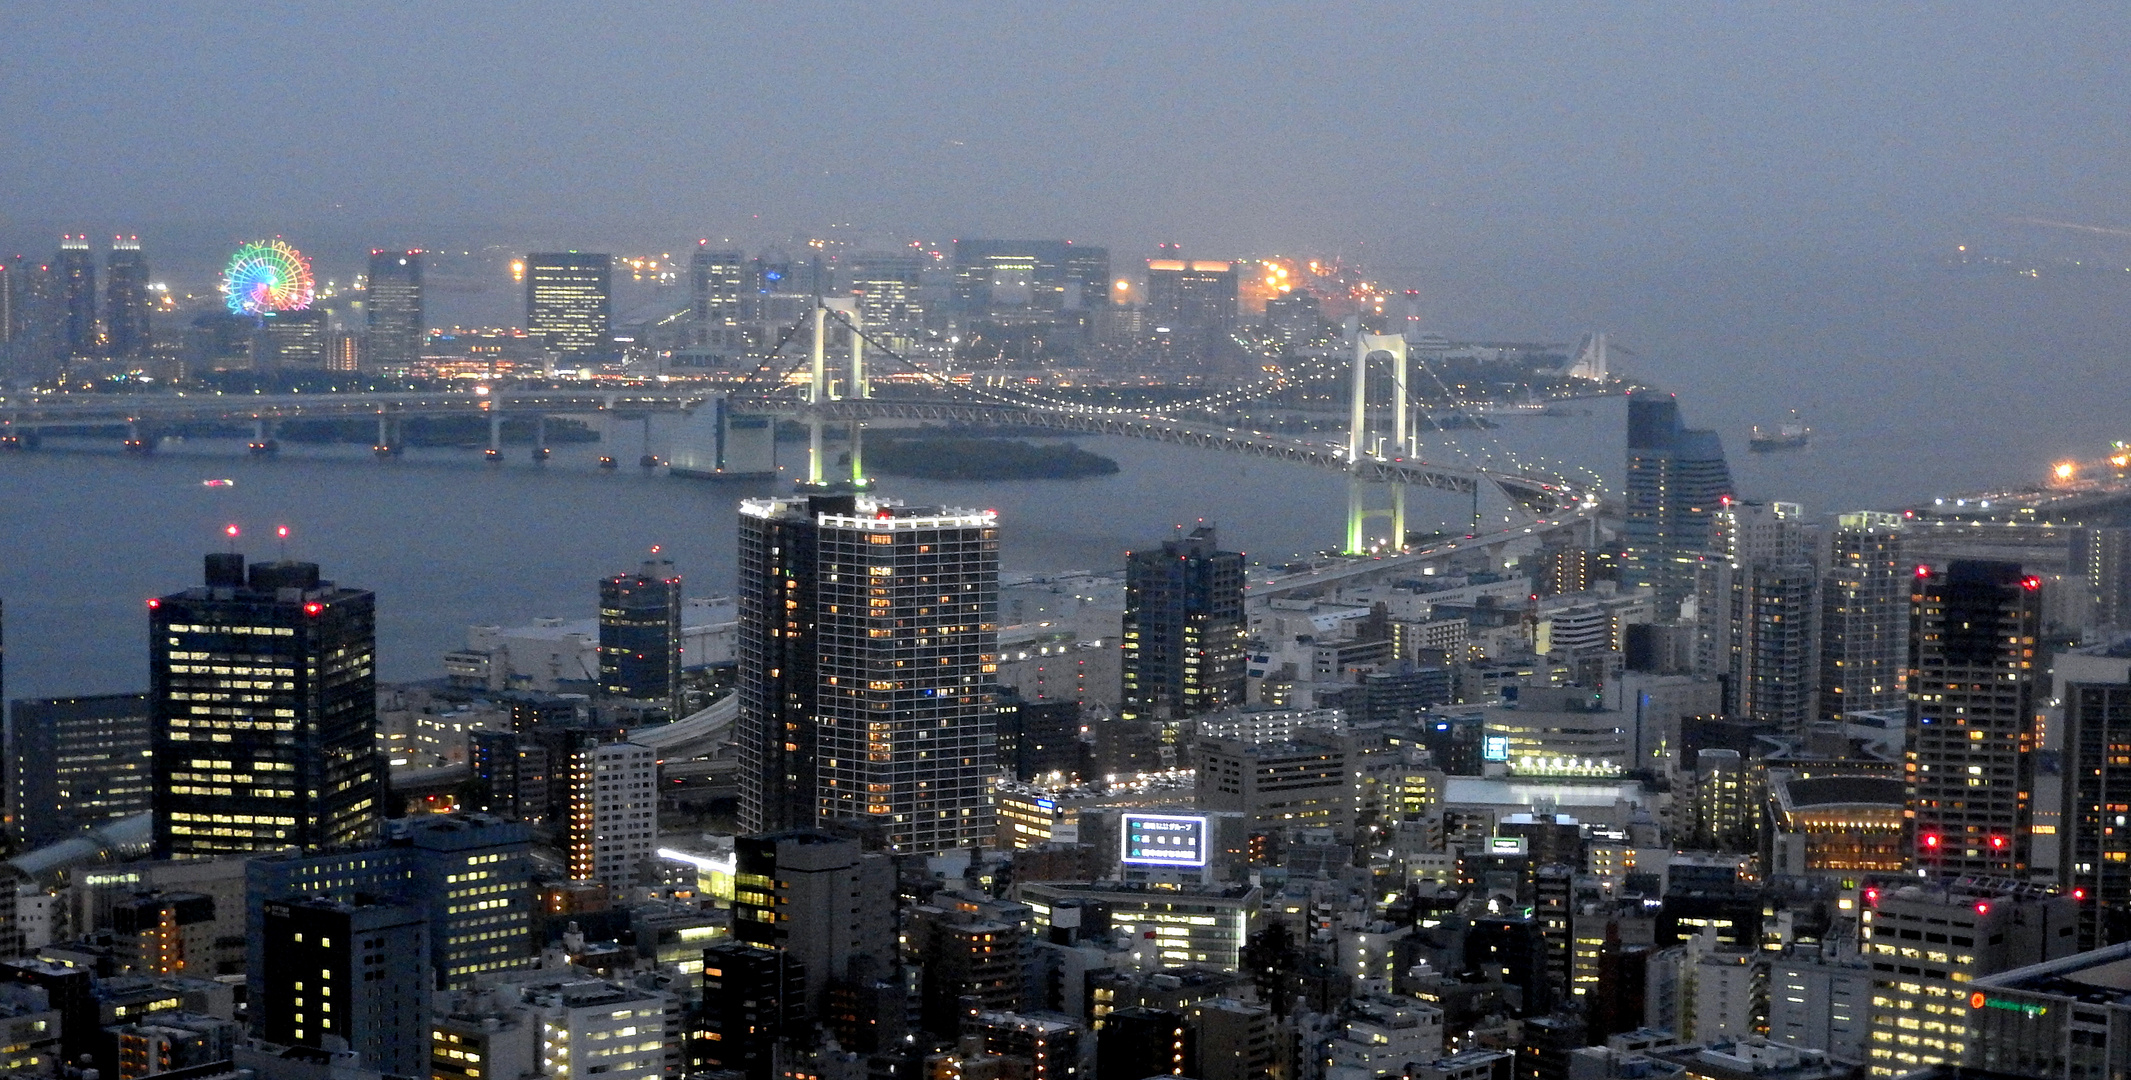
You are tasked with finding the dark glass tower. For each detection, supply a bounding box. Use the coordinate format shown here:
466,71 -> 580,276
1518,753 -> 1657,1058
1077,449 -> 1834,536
56,235 -> 96,357
150,553 -> 383,857
8,693 -> 153,847
255,896 -> 428,1073
525,252 -> 611,354
599,558 -> 682,717
736,494 -> 999,851
364,249 -> 424,369
104,236 -> 151,361
1122,525 -> 1246,729
2063,674 -> 2131,948
1906,560 -> 2042,878
1622,394 -> 1733,615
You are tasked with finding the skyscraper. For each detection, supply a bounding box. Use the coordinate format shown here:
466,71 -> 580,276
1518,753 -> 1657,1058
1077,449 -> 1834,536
525,252 -> 611,354
1821,511 -> 1907,723
364,249 -> 424,369
1122,526 -> 1247,732
736,494 -> 999,852
689,245 -> 745,344
1623,394 -> 1733,615
2054,648 -> 2131,949
7,692 -> 153,847
55,235 -> 96,357
256,307 -> 327,368
104,236 -> 151,361
950,239 -> 1110,318
1143,259 -> 1238,339
2071,526 -> 2131,637
150,553 -> 382,858
599,559 -> 682,718
568,739 -> 659,889
1705,500 -> 1820,736
1906,559 -> 2043,878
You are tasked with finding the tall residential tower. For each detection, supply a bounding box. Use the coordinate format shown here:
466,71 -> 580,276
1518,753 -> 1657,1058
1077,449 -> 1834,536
1122,525 -> 1247,743
736,494 -> 999,852
1623,394 -> 1732,615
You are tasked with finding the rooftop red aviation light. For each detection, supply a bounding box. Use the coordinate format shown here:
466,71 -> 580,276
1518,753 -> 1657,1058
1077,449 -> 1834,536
2023,576 -> 2043,591
1923,834 -> 1941,848
146,598 -> 160,609
303,602 -> 323,616
1916,565 -> 1932,578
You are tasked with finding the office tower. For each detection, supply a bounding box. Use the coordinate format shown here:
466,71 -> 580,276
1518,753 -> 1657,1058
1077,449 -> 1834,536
7,692 -> 153,847
104,237 -> 151,361
949,239 -> 1110,318
525,252 -> 612,354
1143,259 -> 1239,338
2071,526 -> 2131,636
0,259 -> 16,347
363,249 -> 423,368
517,976 -> 676,1080
695,940 -> 807,1080
992,690 -> 1087,783
1684,749 -> 1760,852
735,494 -> 999,851
845,250 -> 929,330
247,813 -> 536,990
1860,885 -> 2077,1078
256,307 -> 327,368
1907,559 -> 2043,877
1704,500 -> 1820,736
150,553 -> 381,858
2058,649 -> 2131,949
1820,512 -> 1907,722
1122,526 -> 1247,741
1623,394 -> 1733,615
1966,945 -> 2131,1078
730,831 -> 896,1014
569,740 -> 658,889
255,896 -> 428,1075
56,235 -> 96,356
689,245 -> 745,344
599,559 -> 682,718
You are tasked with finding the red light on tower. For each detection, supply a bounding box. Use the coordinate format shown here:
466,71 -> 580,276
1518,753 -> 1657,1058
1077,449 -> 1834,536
1923,833 -> 1941,849
1915,564 -> 1932,578
2022,576 -> 2042,591
2074,888 -> 2089,900
303,602 -> 323,616
1975,901 -> 1992,916
225,524 -> 240,538
1990,835 -> 2006,849
146,598 -> 160,609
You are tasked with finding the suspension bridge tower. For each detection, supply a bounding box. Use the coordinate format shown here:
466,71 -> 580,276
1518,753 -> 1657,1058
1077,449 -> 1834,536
1345,331 -> 1414,554
798,297 -> 871,491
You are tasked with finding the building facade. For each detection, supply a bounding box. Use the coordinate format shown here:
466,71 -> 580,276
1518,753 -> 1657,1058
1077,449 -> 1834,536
598,559 -> 682,716
1820,512 -> 1907,723
1123,525 -> 1246,738
8,692 -> 153,847
736,494 -> 999,852
525,252 -> 612,355
1623,395 -> 1733,616
363,249 -> 423,369
150,554 -> 381,858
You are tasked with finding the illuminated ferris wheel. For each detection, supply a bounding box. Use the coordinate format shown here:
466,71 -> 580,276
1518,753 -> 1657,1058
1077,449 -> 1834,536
222,239 -> 316,319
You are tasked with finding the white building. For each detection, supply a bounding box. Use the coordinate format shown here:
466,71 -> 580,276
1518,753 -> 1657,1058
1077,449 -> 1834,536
570,741 -> 659,890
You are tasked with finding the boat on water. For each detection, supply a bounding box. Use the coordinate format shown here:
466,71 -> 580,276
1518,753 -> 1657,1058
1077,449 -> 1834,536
1749,415 -> 1810,452
201,478 -> 235,487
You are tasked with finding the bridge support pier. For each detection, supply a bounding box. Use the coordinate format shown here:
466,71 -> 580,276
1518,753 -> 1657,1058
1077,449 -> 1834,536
248,418 -> 278,456
531,415 -> 549,461
1346,477 -> 1367,554
640,416 -> 657,467
124,421 -> 152,454
485,411 -> 502,461
598,400 -> 617,468
373,415 -> 401,457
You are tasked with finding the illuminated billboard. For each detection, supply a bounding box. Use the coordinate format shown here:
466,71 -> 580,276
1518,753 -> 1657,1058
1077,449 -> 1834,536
1483,735 -> 1511,762
1121,813 -> 1208,867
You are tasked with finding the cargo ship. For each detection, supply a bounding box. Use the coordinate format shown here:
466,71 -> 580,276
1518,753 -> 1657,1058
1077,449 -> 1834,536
1749,414 -> 1810,452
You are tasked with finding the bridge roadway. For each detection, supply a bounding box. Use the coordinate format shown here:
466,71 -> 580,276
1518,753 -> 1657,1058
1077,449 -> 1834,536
0,388 -> 1591,517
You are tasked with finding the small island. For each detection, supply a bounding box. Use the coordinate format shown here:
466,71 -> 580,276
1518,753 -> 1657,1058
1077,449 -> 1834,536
860,436 -> 1120,480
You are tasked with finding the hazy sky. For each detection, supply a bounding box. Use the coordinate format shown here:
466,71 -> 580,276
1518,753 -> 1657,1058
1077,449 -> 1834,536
6,4 -> 2129,264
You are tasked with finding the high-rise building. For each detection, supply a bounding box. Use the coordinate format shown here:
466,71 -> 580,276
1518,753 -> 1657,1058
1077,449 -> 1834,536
844,250 -> 930,330
1704,500 -> 1819,736
363,249 -> 424,369
1623,395 -> 1733,616
256,307 -> 327,368
1906,559 -> 2044,877
689,245 -> 745,344
7,692 -> 153,847
950,239 -> 1110,318
56,235 -> 96,357
1143,259 -> 1238,339
246,812 -> 536,990
569,740 -> 658,889
729,831 -> 897,1014
104,237 -> 151,361
255,896 -> 428,1075
599,559 -> 681,717
1820,512 -> 1907,723
2055,648 -> 2131,949
1860,884 -> 2077,1078
525,252 -> 611,354
1123,525 -> 1246,736
735,494 -> 999,852
2071,526 -> 2131,636
150,553 -> 382,858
